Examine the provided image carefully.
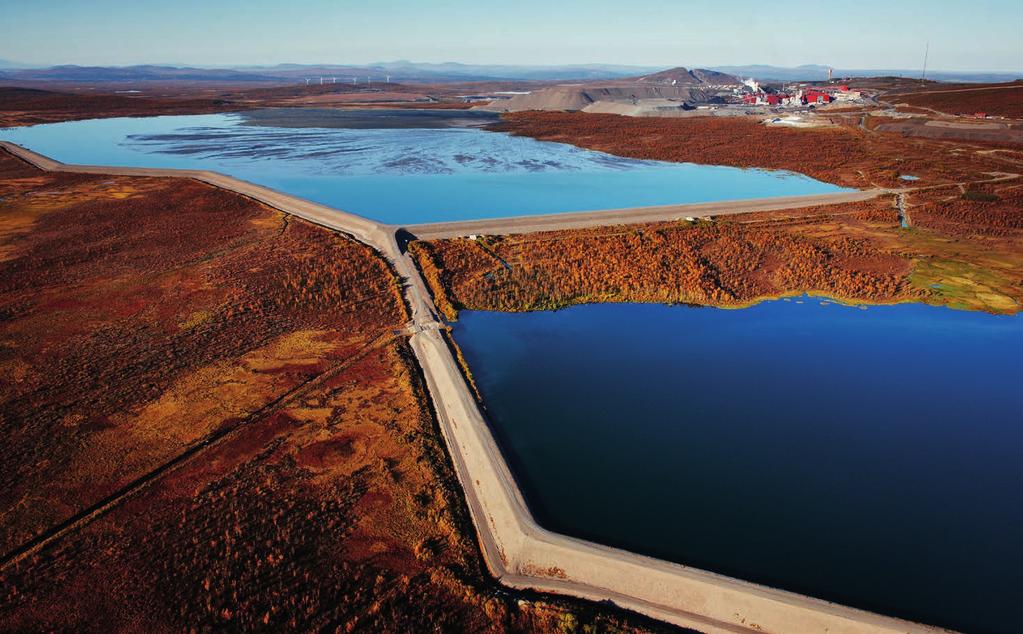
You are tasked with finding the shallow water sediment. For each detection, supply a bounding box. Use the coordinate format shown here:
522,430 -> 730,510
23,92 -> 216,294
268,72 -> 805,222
0,110 -> 850,224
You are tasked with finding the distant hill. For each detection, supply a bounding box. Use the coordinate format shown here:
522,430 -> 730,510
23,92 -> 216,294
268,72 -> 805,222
0,62 -> 666,84
635,67 -> 740,86
0,64 -> 283,82
245,61 -> 665,82
4,61 -> 1015,85
709,64 -> 1022,83
378,61 -> 664,80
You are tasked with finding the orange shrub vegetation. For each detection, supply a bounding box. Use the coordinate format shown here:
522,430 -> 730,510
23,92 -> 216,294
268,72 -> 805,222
2,340 -> 657,632
415,203 -> 915,315
0,151 -> 408,552
408,240 -> 461,321
911,185 -> 1023,238
0,86 -> 240,127
0,151 -> 665,633
888,83 -> 1023,119
493,111 -> 1010,189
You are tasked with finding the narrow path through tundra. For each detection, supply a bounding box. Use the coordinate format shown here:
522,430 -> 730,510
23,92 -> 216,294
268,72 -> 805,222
0,140 -> 951,634
0,331 -> 398,571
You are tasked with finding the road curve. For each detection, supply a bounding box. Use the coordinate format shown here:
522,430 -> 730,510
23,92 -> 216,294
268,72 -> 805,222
0,140 -> 949,633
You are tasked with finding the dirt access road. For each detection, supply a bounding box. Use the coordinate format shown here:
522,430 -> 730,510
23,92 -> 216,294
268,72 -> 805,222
405,190 -> 884,239
0,140 -> 949,634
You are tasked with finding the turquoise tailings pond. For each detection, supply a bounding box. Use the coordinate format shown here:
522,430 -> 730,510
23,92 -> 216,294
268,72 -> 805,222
0,109 -> 850,224
451,299 -> 1023,633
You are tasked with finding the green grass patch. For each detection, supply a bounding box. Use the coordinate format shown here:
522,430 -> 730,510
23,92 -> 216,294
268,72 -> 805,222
910,258 -> 1019,313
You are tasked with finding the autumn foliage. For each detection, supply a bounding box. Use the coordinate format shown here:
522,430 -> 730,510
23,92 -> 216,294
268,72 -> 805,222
414,201 -> 914,314
0,87 -> 239,127
493,111 -> 1012,189
0,153 -> 405,551
886,82 -> 1023,118
0,151 -> 667,633
912,185 -> 1023,237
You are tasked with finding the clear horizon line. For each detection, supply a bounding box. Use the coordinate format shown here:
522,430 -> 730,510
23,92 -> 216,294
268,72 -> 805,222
1,59 -> 1022,75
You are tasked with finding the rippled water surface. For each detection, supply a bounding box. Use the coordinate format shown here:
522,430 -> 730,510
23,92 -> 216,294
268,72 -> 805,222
452,299 -> 1023,633
0,110 -> 849,224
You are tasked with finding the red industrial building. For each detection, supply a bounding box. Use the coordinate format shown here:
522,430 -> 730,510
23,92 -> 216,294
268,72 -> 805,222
802,90 -> 833,105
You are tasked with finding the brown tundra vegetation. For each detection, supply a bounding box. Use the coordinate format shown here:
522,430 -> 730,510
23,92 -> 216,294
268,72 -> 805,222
492,111 -> 1017,188
0,87 -> 241,127
413,186 -> 1023,316
406,109 -> 1023,316
0,150 -> 668,633
884,81 -> 1023,119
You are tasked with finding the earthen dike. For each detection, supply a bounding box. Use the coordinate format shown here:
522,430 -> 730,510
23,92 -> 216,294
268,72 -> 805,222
0,140 -> 948,634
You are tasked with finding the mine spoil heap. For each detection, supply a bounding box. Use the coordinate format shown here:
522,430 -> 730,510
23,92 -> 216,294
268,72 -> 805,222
480,66 -> 741,112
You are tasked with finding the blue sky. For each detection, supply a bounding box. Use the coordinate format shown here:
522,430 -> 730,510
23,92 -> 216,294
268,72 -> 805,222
2,0 -> 1020,71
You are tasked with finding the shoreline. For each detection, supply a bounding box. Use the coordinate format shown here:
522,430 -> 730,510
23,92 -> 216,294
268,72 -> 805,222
0,140 -> 950,633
